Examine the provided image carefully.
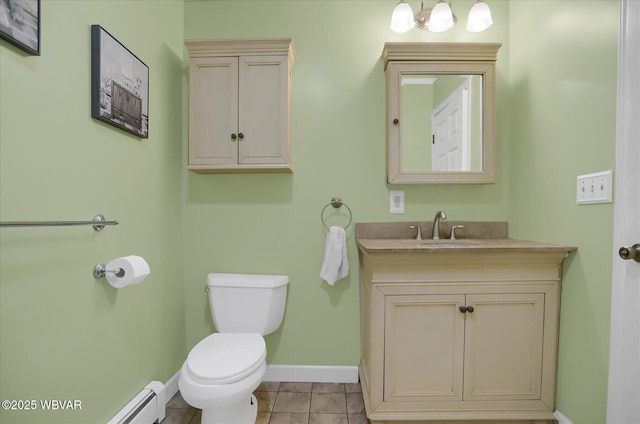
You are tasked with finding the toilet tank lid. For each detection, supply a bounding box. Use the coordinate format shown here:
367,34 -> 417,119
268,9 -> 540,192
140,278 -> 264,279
207,273 -> 289,288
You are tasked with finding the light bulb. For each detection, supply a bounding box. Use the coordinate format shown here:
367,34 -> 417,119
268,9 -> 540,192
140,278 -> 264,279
467,1 -> 493,32
390,1 -> 415,33
429,1 -> 454,32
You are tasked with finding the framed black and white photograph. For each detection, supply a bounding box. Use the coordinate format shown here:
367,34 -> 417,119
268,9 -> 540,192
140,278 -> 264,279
91,25 -> 149,138
0,0 -> 40,55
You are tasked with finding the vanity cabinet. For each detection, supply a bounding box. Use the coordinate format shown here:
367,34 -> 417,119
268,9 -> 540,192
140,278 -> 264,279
357,242 -> 575,423
185,39 -> 295,173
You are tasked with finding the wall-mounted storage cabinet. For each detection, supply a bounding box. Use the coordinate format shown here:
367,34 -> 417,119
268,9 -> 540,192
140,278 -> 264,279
185,39 -> 295,173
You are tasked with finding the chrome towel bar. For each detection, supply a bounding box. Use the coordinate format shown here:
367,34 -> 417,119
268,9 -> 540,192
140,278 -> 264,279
0,214 -> 119,231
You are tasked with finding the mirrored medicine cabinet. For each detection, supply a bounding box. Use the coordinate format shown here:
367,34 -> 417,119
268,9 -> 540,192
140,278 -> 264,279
383,42 -> 501,184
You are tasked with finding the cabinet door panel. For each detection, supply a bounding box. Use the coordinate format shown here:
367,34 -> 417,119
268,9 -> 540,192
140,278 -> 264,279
463,293 -> 545,401
239,55 -> 289,164
384,294 -> 465,401
189,57 -> 238,165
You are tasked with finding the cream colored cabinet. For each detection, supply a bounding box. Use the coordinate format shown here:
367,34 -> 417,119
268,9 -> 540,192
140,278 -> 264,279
185,39 -> 295,173
384,293 -> 466,403
357,245 -> 575,423
382,42 -> 500,184
384,291 -> 545,404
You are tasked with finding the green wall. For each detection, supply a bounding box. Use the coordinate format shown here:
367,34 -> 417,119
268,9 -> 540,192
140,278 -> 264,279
0,1 -> 619,423
508,2 -> 618,423
182,0 -> 511,367
182,2 -> 618,422
0,1 -> 185,423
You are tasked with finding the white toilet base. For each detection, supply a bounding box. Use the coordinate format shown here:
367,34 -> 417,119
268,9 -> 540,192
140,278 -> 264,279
200,394 -> 258,424
179,358 -> 265,424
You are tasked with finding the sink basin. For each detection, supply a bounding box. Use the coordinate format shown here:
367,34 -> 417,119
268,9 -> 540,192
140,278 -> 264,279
377,239 -> 490,249
418,239 -> 487,245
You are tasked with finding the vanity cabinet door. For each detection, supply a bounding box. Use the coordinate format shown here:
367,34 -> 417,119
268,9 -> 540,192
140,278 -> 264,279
384,294 -> 466,402
463,293 -> 545,401
383,292 -> 546,404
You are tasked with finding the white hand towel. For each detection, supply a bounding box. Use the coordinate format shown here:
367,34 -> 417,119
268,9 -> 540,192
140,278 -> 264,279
319,226 -> 349,286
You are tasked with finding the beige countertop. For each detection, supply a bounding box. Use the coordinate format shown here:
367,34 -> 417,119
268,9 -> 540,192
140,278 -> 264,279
356,238 -> 578,253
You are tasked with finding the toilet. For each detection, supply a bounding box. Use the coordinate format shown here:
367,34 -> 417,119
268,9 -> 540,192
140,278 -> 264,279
179,273 -> 289,424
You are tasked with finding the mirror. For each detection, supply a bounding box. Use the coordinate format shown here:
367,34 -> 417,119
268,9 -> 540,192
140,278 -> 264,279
401,74 -> 483,173
383,42 -> 501,184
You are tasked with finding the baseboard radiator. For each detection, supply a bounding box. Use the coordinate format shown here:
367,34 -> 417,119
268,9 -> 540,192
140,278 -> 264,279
107,381 -> 165,424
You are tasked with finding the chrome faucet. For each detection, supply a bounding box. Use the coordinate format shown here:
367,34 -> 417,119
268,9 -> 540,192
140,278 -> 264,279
409,225 -> 423,240
431,211 -> 447,240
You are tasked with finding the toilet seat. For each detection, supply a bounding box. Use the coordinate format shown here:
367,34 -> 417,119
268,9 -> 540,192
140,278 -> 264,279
186,333 -> 266,385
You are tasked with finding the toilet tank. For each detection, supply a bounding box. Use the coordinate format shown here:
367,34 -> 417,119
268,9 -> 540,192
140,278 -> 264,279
206,273 -> 289,335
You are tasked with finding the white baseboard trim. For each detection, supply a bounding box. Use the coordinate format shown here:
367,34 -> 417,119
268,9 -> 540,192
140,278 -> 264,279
162,364 -> 359,403
163,369 -> 181,404
554,409 -> 574,424
264,365 -> 359,383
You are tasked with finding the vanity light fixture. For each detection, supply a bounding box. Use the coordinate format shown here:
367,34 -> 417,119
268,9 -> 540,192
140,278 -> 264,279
390,0 -> 415,33
390,0 -> 493,33
427,1 -> 455,32
467,0 -> 493,32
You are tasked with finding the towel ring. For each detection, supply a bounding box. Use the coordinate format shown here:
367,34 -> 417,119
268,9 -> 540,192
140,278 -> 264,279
321,197 -> 352,230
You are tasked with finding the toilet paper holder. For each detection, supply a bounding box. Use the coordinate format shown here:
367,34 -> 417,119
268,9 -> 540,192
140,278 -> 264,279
93,263 -> 125,279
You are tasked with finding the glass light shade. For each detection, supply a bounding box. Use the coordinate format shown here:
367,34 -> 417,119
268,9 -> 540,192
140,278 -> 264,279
429,1 -> 454,32
390,1 -> 415,33
467,1 -> 493,32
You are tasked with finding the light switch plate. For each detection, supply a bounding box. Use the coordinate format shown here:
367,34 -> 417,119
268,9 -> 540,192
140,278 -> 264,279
577,170 -> 613,205
390,190 -> 405,214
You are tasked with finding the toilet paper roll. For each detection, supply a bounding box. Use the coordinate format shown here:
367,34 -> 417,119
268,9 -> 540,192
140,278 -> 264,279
105,255 -> 151,288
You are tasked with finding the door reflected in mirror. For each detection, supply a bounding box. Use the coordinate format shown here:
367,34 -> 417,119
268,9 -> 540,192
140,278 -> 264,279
401,74 -> 483,172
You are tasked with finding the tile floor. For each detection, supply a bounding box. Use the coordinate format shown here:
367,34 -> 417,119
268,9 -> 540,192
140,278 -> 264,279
164,381 -> 371,424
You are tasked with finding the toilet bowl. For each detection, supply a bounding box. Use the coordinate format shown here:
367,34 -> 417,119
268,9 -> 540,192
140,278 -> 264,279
179,273 -> 288,424
179,333 -> 266,424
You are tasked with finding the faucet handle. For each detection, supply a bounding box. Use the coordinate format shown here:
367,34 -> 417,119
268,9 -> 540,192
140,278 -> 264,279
409,225 -> 423,240
450,225 -> 464,240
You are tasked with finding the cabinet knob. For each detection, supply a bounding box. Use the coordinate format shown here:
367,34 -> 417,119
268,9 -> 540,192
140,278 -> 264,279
238,132 -> 244,140
393,118 -> 399,126
466,306 -> 474,313
459,306 -> 467,313
459,305 -> 474,313
231,133 -> 237,141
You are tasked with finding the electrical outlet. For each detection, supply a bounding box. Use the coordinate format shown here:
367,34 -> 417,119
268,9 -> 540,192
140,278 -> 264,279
390,190 -> 405,214
577,171 -> 613,205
